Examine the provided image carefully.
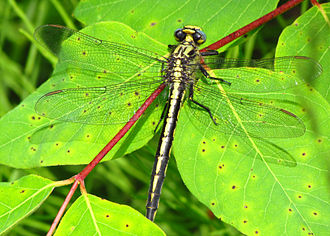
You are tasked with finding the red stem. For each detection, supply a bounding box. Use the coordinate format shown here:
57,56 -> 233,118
47,83 -> 165,235
47,0 -> 320,234
47,180 -> 79,236
200,0 -> 306,52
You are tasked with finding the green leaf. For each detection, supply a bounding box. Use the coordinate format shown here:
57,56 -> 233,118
0,22 -> 167,168
276,3 -> 330,102
74,0 -> 280,51
0,175 -> 54,234
173,5 -> 330,236
55,194 -> 165,236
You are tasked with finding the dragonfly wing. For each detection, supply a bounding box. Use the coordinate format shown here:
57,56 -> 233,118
34,25 -> 166,78
186,81 -> 305,139
200,56 -> 322,92
35,78 -> 166,125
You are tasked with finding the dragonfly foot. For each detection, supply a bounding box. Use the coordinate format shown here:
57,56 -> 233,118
209,77 -> 231,86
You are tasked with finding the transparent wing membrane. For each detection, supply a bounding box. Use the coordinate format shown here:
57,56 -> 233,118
188,82 -> 305,138
34,25 -> 322,167
200,56 -> 322,92
35,79 -> 165,124
34,25 -> 165,78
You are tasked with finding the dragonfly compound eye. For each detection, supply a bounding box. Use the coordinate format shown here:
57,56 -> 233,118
193,30 -> 206,44
174,28 -> 186,42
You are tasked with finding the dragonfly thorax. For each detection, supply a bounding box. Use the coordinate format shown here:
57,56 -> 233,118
165,44 -> 200,86
165,26 -> 205,85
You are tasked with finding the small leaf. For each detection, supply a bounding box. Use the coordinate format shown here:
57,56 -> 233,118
55,194 -> 165,236
0,175 -> 54,234
276,3 -> 330,101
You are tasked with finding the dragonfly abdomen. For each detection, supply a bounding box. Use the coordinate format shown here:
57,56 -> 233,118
146,81 -> 186,221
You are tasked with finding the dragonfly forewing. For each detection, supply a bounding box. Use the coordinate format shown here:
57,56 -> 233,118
200,56 -> 322,92
34,25 -> 166,80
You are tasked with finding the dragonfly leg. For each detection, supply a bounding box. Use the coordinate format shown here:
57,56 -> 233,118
153,100 -> 169,133
199,64 -> 231,86
168,44 -> 177,51
200,50 -> 218,56
189,84 -> 218,125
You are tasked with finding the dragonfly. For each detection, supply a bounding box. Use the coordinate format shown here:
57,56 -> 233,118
34,24 -> 322,221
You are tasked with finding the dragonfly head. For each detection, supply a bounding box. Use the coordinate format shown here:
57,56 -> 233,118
174,26 -> 206,45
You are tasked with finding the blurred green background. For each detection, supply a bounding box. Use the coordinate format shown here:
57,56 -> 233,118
0,0 -> 321,235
